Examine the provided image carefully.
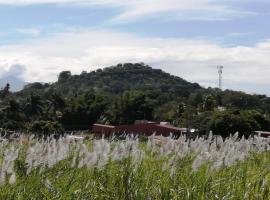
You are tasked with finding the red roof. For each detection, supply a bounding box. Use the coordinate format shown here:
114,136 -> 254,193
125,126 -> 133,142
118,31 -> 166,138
92,122 -> 187,136
255,131 -> 270,137
92,124 -> 115,136
155,124 -> 187,132
93,124 -> 115,128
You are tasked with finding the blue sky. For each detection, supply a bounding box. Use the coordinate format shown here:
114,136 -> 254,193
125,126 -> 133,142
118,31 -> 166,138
0,0 -> 270,94
0,1 -> 269,46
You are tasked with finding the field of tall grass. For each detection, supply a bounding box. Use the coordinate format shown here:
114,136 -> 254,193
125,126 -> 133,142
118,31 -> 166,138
0,133 -> 270,199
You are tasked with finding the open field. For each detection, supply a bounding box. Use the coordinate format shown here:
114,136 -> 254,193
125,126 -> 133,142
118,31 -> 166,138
0,134 -> 270,199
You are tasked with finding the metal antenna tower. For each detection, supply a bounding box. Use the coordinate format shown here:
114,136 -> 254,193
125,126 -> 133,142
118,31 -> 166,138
217,66 -> 224,90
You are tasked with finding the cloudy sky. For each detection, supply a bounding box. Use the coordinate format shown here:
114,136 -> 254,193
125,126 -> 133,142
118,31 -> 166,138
0,0 -> 270,94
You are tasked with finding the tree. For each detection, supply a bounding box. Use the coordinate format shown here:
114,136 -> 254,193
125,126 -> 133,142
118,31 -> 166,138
203,95 -> 216,111
171,102 -> 187,126
188,93 -> 203,107
61,92 -> 108,130
222,90 -> 260,109
176,103 -> 186,118
45,93 -> 66,116
0,83 -> 10,99
58,71 -> 71,82
106,91 -> 154,125
28,120 -> 64,137
7,99 -> 21,113
24,95 -> 44,118
0,99 -> 25,129
207,109 -> 269,137
153,101 -> 178,123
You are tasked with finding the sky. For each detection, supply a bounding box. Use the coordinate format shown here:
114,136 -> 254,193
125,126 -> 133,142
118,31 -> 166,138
0,0 -> 270,94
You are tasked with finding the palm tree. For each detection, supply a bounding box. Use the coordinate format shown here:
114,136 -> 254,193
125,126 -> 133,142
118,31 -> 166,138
7,99 -> 21,113
0,83 -> 10,100
45,93 -> 66,115
24,94 -> 44,117
3,99 -> 25,124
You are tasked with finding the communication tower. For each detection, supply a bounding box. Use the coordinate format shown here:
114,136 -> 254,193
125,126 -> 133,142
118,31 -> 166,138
217,66 -> 224,90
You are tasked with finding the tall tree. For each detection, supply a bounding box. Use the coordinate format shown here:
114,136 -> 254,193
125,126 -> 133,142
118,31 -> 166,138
24,95 -> 44,118
46,93 -> 66,115
0,83 -> 10,100
61,92 -> 108,130
203,95 -> 216,111
0,99 -> 25,129
207,109 -> 269,137
107,91 -> 154,125
58,71 -> 71,82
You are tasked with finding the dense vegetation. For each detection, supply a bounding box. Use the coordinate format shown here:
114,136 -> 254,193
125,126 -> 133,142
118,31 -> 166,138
1,134 -> 270,199
1,63 -> 270,137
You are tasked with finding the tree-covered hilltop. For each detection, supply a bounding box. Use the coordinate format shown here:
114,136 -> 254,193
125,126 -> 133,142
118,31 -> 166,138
1,62 -> 270,137
15,63 -> 200,102
56,63 -> 200,95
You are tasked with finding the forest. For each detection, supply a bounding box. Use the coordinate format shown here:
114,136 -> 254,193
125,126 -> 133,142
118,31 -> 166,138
0,63 -> 270,137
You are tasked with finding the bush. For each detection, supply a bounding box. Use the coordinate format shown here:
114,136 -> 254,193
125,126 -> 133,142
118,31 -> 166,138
207,109 -> 270,137
27,120 -> 64,136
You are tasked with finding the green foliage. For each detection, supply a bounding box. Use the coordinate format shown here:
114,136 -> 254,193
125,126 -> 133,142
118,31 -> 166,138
203,94 -> 216,111
46,63 -> 200,99
44,92 -> 66,117
207,109 -> 270,137
0,83 -> 10,100
61,91 -> 108,130
0,63 -> 270,136
106,91 -> 154,125
27,120 -> 64,136
222,90 -> 261,109
14,159 -> 27,177
24,94 -> 44,118
1,146 -> 270,199
0,99 -> 25,129
58,71 -> 71,82
154,101 -> 179,122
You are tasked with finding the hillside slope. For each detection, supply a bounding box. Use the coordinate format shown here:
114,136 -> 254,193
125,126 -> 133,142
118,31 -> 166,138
17,63 -> 202,98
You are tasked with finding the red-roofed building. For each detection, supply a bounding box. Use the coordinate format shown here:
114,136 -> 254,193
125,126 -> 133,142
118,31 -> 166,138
92,121 -> 188,137
255,131 -> 270,138
92,124 -> 116,136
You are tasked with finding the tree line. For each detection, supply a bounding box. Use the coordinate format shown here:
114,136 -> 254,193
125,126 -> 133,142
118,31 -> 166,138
0,63 -> 270,137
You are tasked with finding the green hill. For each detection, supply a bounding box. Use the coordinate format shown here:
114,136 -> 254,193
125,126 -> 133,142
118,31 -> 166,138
17,63 -> 201,98
0,62 -> 270,136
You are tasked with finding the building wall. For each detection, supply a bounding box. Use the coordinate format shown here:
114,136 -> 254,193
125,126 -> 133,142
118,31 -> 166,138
92,123 -> 186,137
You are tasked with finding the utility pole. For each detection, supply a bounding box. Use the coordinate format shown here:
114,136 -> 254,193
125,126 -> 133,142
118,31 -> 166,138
217,66 -> 224,90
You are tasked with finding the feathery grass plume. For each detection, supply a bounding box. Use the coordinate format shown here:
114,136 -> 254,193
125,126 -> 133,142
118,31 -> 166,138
0,170 -> 6,186
71,154 -> 77,168
2,146 -> 20,175
9,173 -> 16,185
86,152 -> 98,168
1,132 -> 270,191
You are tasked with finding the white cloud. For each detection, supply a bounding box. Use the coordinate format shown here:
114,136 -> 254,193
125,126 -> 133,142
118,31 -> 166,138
0,0 -> 256,21
0,29 -> 270,94
16,28 -> 41,37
